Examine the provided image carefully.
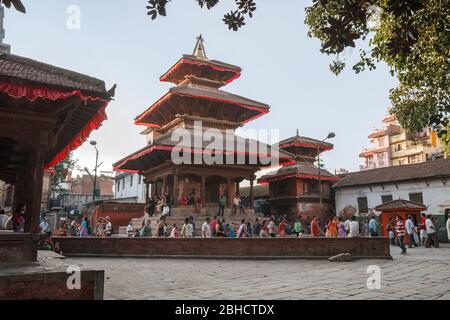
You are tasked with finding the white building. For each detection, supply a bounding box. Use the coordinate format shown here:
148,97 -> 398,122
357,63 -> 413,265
113,172 -> 146,203
333,159 -> 450,218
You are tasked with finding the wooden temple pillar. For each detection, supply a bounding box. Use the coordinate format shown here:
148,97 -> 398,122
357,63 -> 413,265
236,181 -> 240,196
249,177 -> 255,209
201,176 -> 206,207
173,171 -> 179,207
226,178 -> 233,208
144,179 -> 150,205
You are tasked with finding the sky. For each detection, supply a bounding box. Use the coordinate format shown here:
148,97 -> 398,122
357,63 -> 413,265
5,0 -> 398,175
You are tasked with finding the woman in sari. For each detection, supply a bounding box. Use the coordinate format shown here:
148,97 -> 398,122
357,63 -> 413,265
80,217 -> 89,237
278,219 -> 287,237
328,216 -> 339,237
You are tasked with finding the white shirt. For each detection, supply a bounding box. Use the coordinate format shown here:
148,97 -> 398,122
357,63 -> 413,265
234,198 -> 240,206
187,223 -> 194,237
348,221 -> 359,237
425,218 -> 435,234
446,218 -> 450,240
39,221 -> 49,232
344,220 -> 351,231
127,224 -> 133,233
202,222 -> 212,238
405,219 -> 415,235
162,206 -> 170,216
268,221 -> 276,234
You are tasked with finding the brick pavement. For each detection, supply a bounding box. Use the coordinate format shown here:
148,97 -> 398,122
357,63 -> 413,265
55,244 -> 450,300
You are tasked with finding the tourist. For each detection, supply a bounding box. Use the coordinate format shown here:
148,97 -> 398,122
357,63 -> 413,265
127,221 -> 134,238
310,216 -> 322,237
211,216 -> 218,237
347,216 -> 360,238
165,192 -> 173,216
134,229 -> 140,238
294,218 -> 302,236
395,216 -> 407,255
425,214 -> 439,248
218,194 -> 226,217
228,223 -> 236,238
419,213 -> 428,246
39,219 -> 50,234
360,219 -> 370,237
94,219 -> 104,237
147,196 -> 156,216
446,213 -> 450,242
252,218 -> 261,238
12,203 -> 26,233
140,219 -> 152,237
80,217 -> 89,237
406,215 -> 418,248
103,217 -> 113,237
278,218 -> 286,237
233,194 -> 245,215
369,215 -> 378,237
268,219 -> 276,238
170,224 -> 179,238
156,217 -> 166,238
162,203 -> 170,217
216,218 -> 225,237
259,220 -> 268,238
180,218 -> 190,238
387,220 -> 396,245
189,216 -> 196,237
327,216 -> 338,237
337,217 -> 347,237
237,219 -> 248,238
202,218 -> 212,238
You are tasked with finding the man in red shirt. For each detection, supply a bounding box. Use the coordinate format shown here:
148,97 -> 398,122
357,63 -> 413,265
419,213 -> 427,246
395,216 -> 407,255
210,216 -> 218,237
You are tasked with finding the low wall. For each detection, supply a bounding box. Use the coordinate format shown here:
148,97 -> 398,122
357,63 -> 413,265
0,233 -> 38,263
51,237 -> 392,260
0,270 -> 104,300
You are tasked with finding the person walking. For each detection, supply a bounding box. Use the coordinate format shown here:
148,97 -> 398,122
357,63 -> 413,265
181,218 -> 190,238
218,194 -> 226,217
406,215 -> 418,248
156,217 -> 166,238
311,216 -> 322,237
233,195 -> 245,215
278,218 -> 287,238
202,218 -> 212,238
80,217 -> 89,238
446,213 -> 450,242
252,218 -> 261,238
294,218 -> 302,236
188,218 -> 195,238
395,216 -> 407,255
369,215 -> 378,237
211,216 -> 218,237
268,219 -> 276,238
347,216 -> 359,238
337,217 -> 347,237
425,214 -> 439,248
126,221 -> 133,238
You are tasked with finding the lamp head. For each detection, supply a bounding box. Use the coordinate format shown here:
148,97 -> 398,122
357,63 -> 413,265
327,132 -> 336,139
90,140 -> 97,146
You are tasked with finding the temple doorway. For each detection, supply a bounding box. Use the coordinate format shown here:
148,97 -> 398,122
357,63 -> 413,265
205,176 -> 227,204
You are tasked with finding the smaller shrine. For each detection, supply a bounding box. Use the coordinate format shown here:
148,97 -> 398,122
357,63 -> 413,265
258,131 -> 339,221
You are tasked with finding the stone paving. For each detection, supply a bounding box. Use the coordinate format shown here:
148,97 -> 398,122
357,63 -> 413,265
56,244 -> 450,300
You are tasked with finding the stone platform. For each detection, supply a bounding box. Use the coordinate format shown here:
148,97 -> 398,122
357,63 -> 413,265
0,233 -> 38,263
0,251 -> 104,300
51,237 -> 392,260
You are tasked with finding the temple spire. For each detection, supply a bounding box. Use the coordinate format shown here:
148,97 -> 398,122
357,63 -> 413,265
0,5 -> 10,54
193,34 -> 207,59
296,129 -> 300,137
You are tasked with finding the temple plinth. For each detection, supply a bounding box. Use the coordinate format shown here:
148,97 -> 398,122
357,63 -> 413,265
258,132 -> 339,221
114,36 -> 293,216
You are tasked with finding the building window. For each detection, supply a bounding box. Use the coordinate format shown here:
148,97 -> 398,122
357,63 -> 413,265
381,195 -> 393,204
138,175 -> 142,184
357,197 -> 368,214
122,178 -> 125,190
409,192 -> 423,204
130,175 -> 133,187
117,181 -> 120,192
409,155 -> 421,164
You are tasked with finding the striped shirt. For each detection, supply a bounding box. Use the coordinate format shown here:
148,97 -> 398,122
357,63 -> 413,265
396,220 -> 406,237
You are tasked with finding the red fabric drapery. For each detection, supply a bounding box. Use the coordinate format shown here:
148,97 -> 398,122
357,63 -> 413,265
0,82 -> 110,170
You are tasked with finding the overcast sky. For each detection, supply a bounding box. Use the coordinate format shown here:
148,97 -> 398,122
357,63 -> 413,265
6,0 -> 398,174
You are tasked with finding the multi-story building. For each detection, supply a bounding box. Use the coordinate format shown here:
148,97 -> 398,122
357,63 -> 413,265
360,112 -> 442,170
113,172 -> 146,203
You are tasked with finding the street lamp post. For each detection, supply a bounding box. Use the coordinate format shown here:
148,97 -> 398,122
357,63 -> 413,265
90,140 -> 99,205
318,132 -> 336,216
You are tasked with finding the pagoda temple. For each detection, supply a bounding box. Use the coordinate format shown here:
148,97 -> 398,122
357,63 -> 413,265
258,132 -> 339,221
113,36 -> 293,216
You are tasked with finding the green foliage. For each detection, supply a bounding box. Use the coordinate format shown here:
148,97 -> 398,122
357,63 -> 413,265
50,153 -> 77,195
305,0 -> 450,153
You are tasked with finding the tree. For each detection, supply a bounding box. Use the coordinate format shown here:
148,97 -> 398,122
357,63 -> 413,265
305,0 -> 449,153
50,153 -> 77,196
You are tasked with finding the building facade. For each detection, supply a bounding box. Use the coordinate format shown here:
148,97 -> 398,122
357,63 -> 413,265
360,113 -> 442,170
113,172 -> 146,203
334,159 -> 450,220
259,133 -> 338,221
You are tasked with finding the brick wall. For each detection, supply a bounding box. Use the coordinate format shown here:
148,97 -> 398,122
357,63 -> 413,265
93,202 -> 145,227
52,237 -> 391,259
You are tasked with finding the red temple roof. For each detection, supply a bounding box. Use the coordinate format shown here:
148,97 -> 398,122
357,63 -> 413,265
258,162 -> 338,184
278,135 -> 334,151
